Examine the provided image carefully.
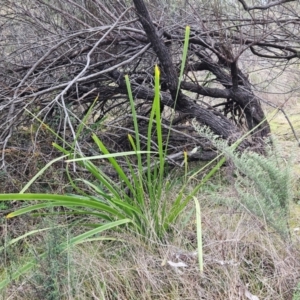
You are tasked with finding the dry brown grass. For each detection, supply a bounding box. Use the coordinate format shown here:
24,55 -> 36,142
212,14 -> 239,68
2,192 -> 300,300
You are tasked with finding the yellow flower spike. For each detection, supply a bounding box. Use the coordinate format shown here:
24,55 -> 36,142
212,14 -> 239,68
155,64 -> 160,78
6,213 -> 13,219
183,150 -> 187,160
184,150 -> 188,181
128,134 -> 137,151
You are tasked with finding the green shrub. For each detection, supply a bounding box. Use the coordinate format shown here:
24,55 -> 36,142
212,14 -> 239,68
193,123 -> 292,238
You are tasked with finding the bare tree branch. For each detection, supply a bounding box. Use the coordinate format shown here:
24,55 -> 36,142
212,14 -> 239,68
0,0 -> 299,169
238,0 -> 296,11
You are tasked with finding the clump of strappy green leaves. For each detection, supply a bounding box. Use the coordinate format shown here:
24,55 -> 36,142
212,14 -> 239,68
0,26 -> 210,288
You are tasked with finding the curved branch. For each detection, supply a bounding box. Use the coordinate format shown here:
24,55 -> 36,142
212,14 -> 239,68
238,0 -> 296,11
250,46 -> 298,60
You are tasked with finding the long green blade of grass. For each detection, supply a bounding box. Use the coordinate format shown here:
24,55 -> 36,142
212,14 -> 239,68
177,25 -> 190,92
20,155 -> 67,193
154,65 -> 164,193
66,150 -> 151,162
125,75 -> 147,208
0,227 -> 53,252
0,194 -> 125,219
125,75 -> 143,172
63,218 -> 131,247
194,197 -> 203,273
